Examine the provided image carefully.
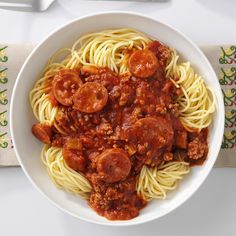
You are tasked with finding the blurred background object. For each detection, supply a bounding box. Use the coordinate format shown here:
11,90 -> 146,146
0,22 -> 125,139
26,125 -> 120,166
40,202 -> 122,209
0,0 -> 56,11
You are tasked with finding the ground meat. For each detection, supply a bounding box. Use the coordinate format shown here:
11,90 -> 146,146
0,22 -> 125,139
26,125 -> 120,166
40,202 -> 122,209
119,84 -> 134,106
147,40 -> 171,66
96,120 -> 113,135
163,152 -> 174,161
51,135 -> 64,147
32,41 -> 209,221
89,177 -> 146,220
187,137 -> 207,160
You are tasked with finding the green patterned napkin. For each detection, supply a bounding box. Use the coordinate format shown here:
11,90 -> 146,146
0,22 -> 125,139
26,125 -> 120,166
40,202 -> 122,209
201,46 -> 236,167
0,44 -> 235,167
0,44 -> 33,166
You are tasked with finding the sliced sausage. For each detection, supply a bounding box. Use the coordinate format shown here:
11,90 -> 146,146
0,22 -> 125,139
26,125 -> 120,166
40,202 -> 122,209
130,117 -> 174,149
62,138 -> 84,171
128,49 -> 158,78
52,69 -> 82,106
63,148 -> 86,172
73,82 -> 108,113
125,117 -> 174,164
62,138 -> 85,172
97,148 -> 131,183
32,123 -> 52,144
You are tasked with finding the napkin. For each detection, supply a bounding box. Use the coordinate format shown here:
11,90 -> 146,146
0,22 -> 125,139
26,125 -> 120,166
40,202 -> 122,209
0,44 -> 33,166
202,45 -> 236,167
0,44 -> 235,167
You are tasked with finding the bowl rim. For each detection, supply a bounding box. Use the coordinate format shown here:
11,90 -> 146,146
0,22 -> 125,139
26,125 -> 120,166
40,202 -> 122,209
10,11 -> 225,226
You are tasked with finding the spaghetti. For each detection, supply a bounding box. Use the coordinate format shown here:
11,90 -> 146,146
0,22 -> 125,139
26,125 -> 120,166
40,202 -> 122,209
166,49 -> 215,132
41,145 -> 92,198
29,28 -> 215,220
29,28 -> 150,125
70,28 -> 150,74
137,162 -> 190,201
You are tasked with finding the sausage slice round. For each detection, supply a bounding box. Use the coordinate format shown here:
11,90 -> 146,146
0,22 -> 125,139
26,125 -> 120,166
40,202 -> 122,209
97,148 -> 131,183
52,69 -> 82,106
128,49 -> 158,78
62,138 -> 85,172
73,82 -> 108,113
63,148 -> 86,172
131,117 -> 174,149
32,123 -> 52,144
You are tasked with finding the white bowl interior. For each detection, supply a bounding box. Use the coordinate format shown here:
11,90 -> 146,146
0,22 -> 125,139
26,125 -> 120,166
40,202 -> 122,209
10,12 -> 224,226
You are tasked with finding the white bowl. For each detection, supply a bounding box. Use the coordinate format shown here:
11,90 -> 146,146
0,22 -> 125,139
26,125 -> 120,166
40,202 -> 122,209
10,12 -> 224,226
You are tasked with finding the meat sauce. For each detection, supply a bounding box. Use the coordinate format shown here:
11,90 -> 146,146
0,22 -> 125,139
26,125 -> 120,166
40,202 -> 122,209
32,41 -> 209,220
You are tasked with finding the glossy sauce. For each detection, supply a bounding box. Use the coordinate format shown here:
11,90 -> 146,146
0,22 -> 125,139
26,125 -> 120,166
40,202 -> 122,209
32,41 -> 209,220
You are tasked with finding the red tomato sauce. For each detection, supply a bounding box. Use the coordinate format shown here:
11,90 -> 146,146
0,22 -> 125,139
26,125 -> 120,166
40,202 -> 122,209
32,41 -> 209,220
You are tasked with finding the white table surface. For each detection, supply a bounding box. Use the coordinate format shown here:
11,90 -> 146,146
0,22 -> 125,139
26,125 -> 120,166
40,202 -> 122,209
1,0 -> 236,235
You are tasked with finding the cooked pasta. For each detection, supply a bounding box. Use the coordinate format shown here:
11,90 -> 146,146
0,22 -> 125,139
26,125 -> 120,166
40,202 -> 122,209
137,162 -> 190,201
69,28 -> 150,74
41,145 -> 92,198
30,28 -> 215,220
166,49 -> 215,132
29,28 -> 150,125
